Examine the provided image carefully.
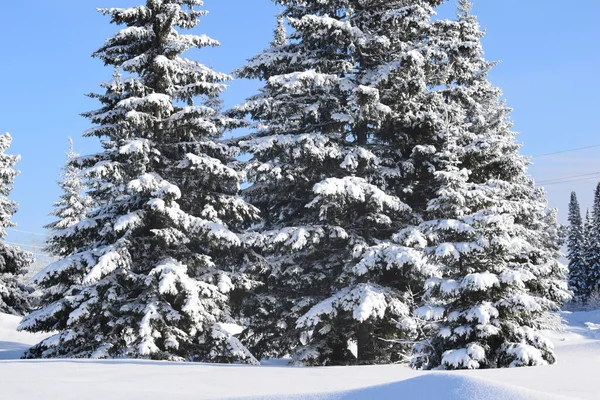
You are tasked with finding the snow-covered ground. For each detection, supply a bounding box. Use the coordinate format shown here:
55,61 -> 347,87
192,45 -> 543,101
1,311 -> 599,399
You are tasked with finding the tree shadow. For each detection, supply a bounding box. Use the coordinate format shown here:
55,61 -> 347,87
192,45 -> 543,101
0,341 -> 28,360
228,374 -> 562,400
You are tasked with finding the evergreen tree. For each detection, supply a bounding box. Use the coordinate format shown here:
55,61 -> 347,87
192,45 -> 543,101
20,0 -> 259,363
235,0 -> 446,365
582,209 -> 596,300
44,138 -> 94,258
271,15 -> 287,47
566,192 -> 587,301
406,0 -> 569,369
588,183 -> 600,295
0,133 -> 33,315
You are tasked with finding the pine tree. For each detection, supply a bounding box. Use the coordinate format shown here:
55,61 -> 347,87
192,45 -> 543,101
20,0 -> 259,363
44,138 -> 94,258
0,133 -> 33,316
566,192 -> 587,302
407,0 -> 569,369
235,1 -> 447,365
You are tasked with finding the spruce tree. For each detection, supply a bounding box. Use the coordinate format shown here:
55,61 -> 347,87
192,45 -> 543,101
44,138 -> 94,258
0,133 -> 33,316
407,0 -> 569,369
567,192 -> 587,302
271,15 -> 287,47
235,1 -> 446,365
582,209 -> 596,301
20,0 -> 259,363
588,183 -> 600,295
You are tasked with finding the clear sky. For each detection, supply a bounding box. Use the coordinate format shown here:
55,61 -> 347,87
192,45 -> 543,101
1,0 -> 600,252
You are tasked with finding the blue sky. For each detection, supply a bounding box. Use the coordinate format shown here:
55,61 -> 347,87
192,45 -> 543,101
2,0 -> 600,250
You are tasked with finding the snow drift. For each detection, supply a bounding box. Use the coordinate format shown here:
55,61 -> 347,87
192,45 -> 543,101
1,311 -> 599,399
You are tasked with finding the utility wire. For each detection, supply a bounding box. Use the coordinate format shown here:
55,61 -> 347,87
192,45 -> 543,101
537,172 -> 600,185
532,144 -> 600,158
7,228 -> 48,237
541,175 -> 600,186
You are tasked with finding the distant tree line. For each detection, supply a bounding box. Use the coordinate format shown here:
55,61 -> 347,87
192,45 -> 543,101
566,187 -> 600,303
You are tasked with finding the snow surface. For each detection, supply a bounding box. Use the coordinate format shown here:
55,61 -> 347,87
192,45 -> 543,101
1,311 -> 600,399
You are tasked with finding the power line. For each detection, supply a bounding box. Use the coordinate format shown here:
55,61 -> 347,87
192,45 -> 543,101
532,144 -> 600,158
541,175 -> 600,186
7,228 -> 48,237
537,172 -> 600,185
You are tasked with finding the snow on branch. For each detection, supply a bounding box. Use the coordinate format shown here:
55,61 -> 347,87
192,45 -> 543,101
307,176 -> 409,213
297,283 -> 410,328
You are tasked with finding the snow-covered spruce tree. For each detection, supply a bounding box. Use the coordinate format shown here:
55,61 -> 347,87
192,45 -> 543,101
20,1 -> 259,363
407,0 -> 569,370
439,0 -> 569,325
567,192 -> 587,302
0,133 -> 33,315
26,73 -> 129,314
409,108 -> 567,370
44,138 -> 94,258
235,1 -> 448,365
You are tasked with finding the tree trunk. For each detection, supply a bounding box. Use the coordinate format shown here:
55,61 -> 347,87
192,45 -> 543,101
356,123 -> 368,146
357,321 -> 374,364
